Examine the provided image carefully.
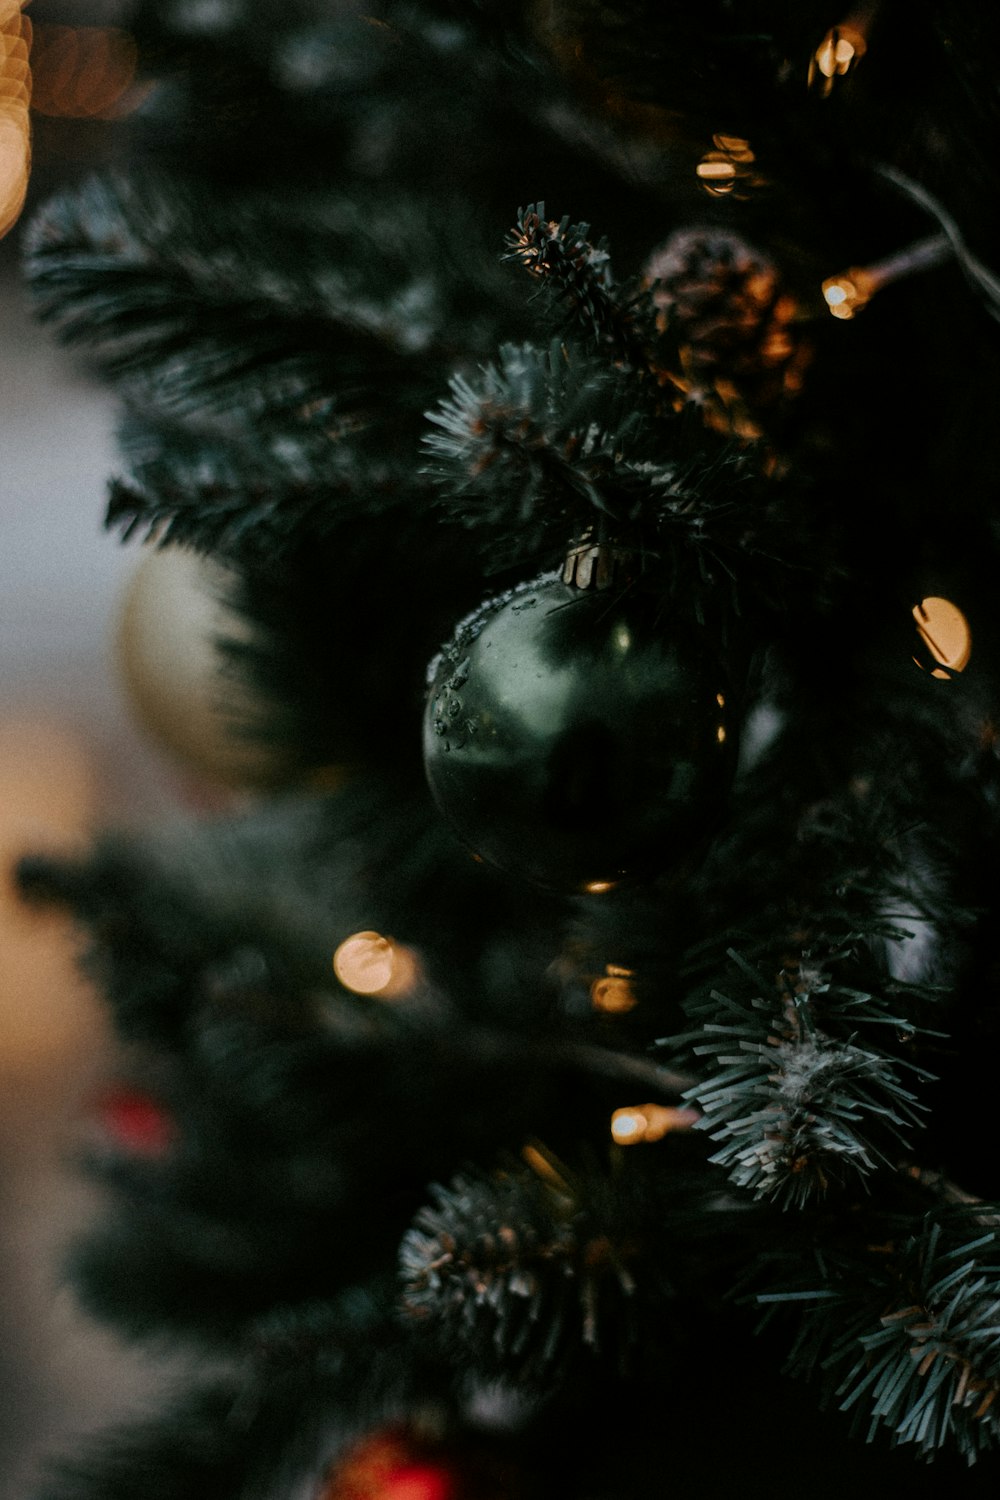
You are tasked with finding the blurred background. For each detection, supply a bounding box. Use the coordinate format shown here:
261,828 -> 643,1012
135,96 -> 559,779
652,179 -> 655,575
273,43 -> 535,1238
1,3 -> 201,1491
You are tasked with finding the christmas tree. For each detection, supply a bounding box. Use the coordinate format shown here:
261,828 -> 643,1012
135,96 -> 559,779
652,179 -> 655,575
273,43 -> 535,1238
11,0 -> 1000,1494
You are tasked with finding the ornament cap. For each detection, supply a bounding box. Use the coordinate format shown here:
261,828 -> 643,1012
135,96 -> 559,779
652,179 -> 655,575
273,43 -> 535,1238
562,533 -> 636,591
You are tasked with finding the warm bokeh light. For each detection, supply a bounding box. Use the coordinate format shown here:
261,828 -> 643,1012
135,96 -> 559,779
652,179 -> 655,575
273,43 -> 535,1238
611,1103 -> 701,1144
591,964 -> 637,1014
0,2 -> 31,240
0,716 -> 102,1071
30,23 -> 139,120
822,270 -> 871,320
583,880 -> 616,894
696,134 -> 758,198
521,1141 -> 572,1194
333,930 -> 420,999
912,596 -> 972,680
823,235 -> 950,321
808,23 -> 868,95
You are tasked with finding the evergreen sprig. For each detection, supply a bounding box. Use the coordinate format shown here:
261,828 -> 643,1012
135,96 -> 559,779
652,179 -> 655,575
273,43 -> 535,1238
399,1155 -> 648,1380
664,942 -> 937,1209
104,407 -> 420,559
24,175 -> 518,432
761,1209 -> 1000,1461
423,338 -> 769,582
503,204 -> 671,378
425,338 -> 641,532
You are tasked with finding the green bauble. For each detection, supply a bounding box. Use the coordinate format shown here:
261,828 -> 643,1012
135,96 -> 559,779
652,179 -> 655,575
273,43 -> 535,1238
423,573 -> 738,892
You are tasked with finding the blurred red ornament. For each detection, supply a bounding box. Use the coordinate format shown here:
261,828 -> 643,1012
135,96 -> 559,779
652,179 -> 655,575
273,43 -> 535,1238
378,1464 -> 454,1500
321,1430 -> 457,1500
95,1084 -> 176,1158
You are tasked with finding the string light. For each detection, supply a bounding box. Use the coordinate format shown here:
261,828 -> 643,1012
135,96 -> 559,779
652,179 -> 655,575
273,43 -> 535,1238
0,1 -> 31,241
591,964 -> 637,1014
333,931 -> 420,999
610,1104 -> 701,1144
822,232 -> 951,320
696,134 -> 760,199
912,597 -> 971,680
521,1142 -> 573,1196
808,21 -> 868,96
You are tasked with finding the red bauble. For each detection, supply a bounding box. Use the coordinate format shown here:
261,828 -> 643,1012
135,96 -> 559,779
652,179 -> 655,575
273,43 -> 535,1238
377,1464 -> 454,1500
320,1431 -> 457,1500
94,1084 -> 176,1158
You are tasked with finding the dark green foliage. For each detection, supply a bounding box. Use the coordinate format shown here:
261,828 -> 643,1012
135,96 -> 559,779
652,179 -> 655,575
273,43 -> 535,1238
25,174 -> 522,434
16,779 -> 579,1343
503,205 -> 669,375
400,1157 -> 651,1379
424,338 -> 782,592
104,409 -> 419,558
18,0 -> 1000,1483
400,1147 -> 759,1385
22,170 -> 529,574
121,1 -> 537,189
761,1209 -> 1000,1462
35,1382 -> 264,1500
33,1304 -> 439,1500
666,940 -> 938,1208
211,528 -> 488,775
424,339 -> 649,551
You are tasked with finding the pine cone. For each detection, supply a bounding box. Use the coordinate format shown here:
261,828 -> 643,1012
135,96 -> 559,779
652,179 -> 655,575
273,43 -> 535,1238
645,228 -> 811,432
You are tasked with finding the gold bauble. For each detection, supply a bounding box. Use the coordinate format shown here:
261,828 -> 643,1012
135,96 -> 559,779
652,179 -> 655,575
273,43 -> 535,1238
117,546 -> 283,788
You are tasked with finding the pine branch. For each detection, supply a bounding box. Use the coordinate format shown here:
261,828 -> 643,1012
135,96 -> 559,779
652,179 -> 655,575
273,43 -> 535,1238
104,408 -> 422,559
760,1209 -> 1000,1462
423,339 -> 774,586
35,1382 -> 261,1500
399,1150 -> 749,1382
24,175 -> 519,434
400,1159 -> 641,1380
424,339 -> 640,538
503,204 -> 674,379
14,785 -> 613,1344
663,940 -> 938,1209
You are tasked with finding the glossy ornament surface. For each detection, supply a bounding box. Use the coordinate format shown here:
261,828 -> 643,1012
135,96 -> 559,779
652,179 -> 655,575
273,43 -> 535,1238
423,573 -> 737,891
